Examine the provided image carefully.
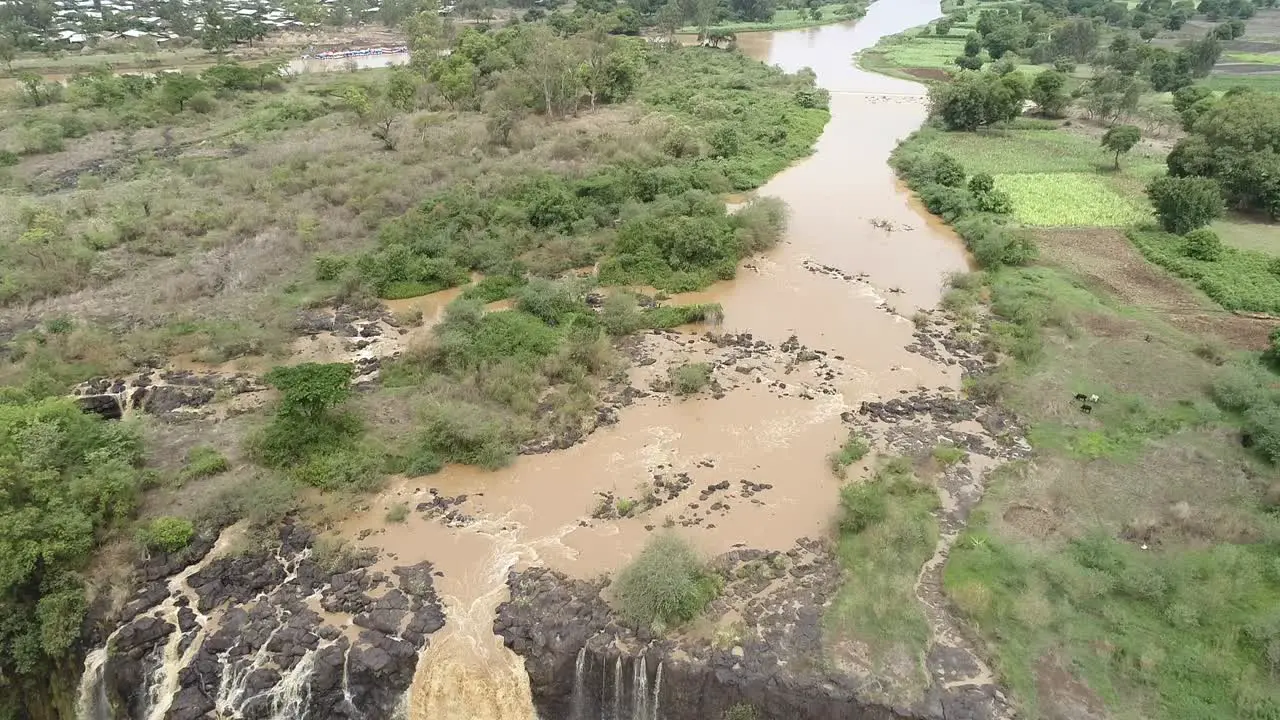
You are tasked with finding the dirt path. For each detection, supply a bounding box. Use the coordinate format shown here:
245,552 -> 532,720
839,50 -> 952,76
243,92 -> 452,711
1037,227 -> 1275,349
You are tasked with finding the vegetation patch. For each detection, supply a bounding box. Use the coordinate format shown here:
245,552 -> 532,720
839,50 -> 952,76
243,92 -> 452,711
0,400 -> 147,689
825,457 -> 938,703
827,430 -> 870,478
948,494 -> 1280,720
177,446 -> 231,485
669,362 -> 713,395
614,533 -> 721,631
1129,228 -> 1280,314
995,173 -> 1151,227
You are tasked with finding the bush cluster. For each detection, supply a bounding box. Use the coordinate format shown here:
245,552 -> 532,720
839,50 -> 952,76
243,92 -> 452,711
614,533 -> 720,630
891,145 -> 1032,269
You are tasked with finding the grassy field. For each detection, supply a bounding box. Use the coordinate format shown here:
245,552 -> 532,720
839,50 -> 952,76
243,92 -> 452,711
900,124 -> 1165,222
881,31 -> 1280,712
1223,51 -> 1280,64
1213,216 -> 1280,256
1200,72 -> 1280,93
679,2 -> 866,34
825,456 -> 938,705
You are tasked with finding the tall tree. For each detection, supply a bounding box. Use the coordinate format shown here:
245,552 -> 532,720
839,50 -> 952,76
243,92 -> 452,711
1101,124 -> 1141,168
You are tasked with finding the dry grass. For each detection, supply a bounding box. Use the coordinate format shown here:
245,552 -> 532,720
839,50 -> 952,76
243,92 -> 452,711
0,69 -> 654,379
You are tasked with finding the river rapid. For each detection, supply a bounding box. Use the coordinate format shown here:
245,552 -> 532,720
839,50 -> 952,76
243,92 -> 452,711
353,2 -> 966,719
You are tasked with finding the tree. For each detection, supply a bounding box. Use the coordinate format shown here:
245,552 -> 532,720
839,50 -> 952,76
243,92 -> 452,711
1146,175 -> 1224,234
984,22 -> 1028,59
936,17 -> 954,35
928,69 -> 1027,131
1029,69 -> 1068,116
0,400 -> 146,692
1101,124 -> 1141,168
1169,91 -> 1280,218
964,31 -> 982,57
1083,69 -> 1144,124
370,100 -> 400,150
523,25 -> 583,118
1179,33 -> 1222,77
387,68 -> 419,112
160,73 -> 205,112
285,0 -> 324,29
0,36 -> 14,74
1052,17 -> 1100,61
201,4 -> 229,52
483,73 -> 530,147
729,0 -> 774,22
254,363 -> 358,466
655,2 -> 683,38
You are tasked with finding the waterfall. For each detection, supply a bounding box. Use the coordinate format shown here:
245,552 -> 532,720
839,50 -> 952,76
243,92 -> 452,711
612,657 -> 623,720
268,644 -> 321,719
650,662 -> 662,720
569,647 -> 588,720
76,647 -> 110,720
632,657 -> 648,720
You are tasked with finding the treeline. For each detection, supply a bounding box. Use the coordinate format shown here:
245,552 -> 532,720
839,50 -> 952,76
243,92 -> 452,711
943,0 -> 1236,94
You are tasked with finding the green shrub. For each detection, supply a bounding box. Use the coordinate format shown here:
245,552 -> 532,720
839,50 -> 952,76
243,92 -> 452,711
194,472 -> 298,530
838,481 -> 890,534
0,150 -> 18,166
955,215 -> 1037,268
290,448 -> 384,491
314,254 -> 349,281
178,446 -> 230,484
21,122 -> 64,154
932,443 -> 968,466
414,401 -> 518,470
1147,176 -> 1224,235
252,363 -> 361,467
1183,228 -> 1223,261
188,92 -> 215,113
828,431 -> 870,478
138,516 -> 195,553
614,533 -> 720,629
57,114 -> 90,139
385,503 -> 410,523
917,182 -> 977,222
669,362 -> 712,395
724,705 -> 759,720
602,292 -> 644,335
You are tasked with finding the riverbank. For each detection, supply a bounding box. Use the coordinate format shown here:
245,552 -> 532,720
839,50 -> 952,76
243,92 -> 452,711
872,29 -> 1280,720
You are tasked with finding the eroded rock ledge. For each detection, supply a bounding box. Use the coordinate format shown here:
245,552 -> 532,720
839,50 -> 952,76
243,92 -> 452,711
86,520 -> 444,720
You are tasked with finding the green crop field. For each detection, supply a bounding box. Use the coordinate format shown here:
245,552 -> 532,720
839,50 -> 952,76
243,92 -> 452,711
996,173 -> 1152,227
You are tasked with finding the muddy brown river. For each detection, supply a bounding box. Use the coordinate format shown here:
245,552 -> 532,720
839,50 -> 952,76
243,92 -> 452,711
334,2 -> 967,719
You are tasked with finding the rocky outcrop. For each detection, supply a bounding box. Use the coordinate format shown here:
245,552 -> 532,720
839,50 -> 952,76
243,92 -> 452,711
72,369 -> 264,423
495,546 -> 924,720
89,521 -> 444,720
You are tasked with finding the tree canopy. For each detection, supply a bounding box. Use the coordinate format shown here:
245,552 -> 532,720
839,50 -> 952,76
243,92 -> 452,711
1168,91 -> 1280,219
928,69 -> 1028,131
0,400 -> 146,682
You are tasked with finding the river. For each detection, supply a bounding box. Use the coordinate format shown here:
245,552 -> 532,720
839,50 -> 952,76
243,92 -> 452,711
342,2 -> 965,719
70,1 -> 964,717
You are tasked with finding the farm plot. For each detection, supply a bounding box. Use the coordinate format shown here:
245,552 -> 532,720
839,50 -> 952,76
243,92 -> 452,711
995,173 -> 1152,227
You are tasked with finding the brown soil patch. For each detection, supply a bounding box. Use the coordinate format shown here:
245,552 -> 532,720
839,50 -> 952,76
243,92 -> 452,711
903,67 -> 950,81
1036,227 -> 1273,349
1034,656 -> 1108,720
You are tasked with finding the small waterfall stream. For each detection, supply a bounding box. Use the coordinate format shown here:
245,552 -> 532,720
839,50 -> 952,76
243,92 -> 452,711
569,651 -> 664,720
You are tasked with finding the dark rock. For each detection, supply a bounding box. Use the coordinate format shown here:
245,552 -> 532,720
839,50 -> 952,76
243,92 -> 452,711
78,394 -> 123,420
